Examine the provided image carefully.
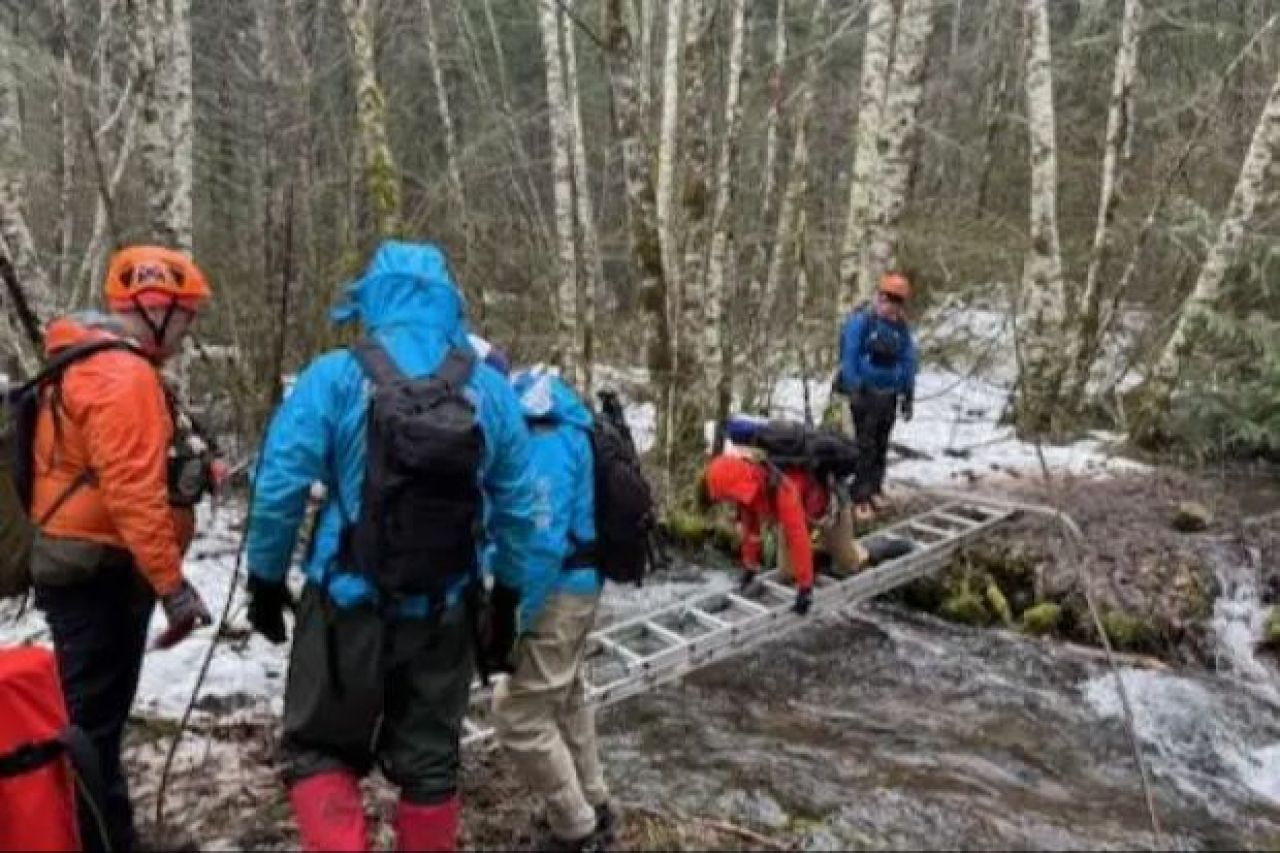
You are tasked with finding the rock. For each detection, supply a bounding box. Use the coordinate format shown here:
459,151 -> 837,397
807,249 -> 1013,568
1101,609 -> 1155,652
1262,608 -> 1280,650
1020,602 -> 1063,636
1172,501 -> 1212,532
941,588 -> 990,626
985,580 -> 1013,626
663,510 -> 710,547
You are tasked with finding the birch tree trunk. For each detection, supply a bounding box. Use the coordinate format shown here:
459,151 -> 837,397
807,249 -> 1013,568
169,0 -> 193,253
1063,0 -> 1142,403
705,0 -> 749,435
537,0 -> 582,387
339,0 -> 401,238
54,0 -> 74,295
858,0 -> 937,299
757,0 -> 828,396
761,0 -> 789,230
1137,65 -> 1280,434
678,0 -> 712,369
0,39 -> 56,334
603,0 -> 672,469
422,0 -> 479,311
1013,0 -> 1069,435
655,0 -> 684,295
131,0 -> 187,251
838,0 -> 897,310
562,0 -> 601,389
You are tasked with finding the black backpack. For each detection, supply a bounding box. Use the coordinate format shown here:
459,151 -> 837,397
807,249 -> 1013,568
730,417 -> 860,481
340,340 -> 484,604
570,392 -> 659,586
1,340 -> 144,598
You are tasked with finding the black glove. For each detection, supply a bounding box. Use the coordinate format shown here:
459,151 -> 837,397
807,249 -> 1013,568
154,579 -> 213,650
900,394 -> 914,422
483,582 -> 519,674
793,586 -> 813,615
247,576 -> 293,645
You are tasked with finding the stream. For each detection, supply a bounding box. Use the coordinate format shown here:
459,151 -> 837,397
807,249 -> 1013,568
594,550 -> 1280,850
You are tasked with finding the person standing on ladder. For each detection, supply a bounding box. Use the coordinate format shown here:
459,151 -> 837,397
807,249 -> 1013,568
490,367 -> 619,852
28,246 -> 217,852
836,272 -> 918,523
243,242 -> 548,853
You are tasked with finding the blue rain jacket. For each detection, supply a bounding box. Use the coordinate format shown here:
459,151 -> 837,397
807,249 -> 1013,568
502,369 -> 601,631
246,241 -> 551,616
838,306 -> 918,397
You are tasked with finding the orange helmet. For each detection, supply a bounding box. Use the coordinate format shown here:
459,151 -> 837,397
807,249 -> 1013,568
879,272 -> 911,302
104,246 -> 211,312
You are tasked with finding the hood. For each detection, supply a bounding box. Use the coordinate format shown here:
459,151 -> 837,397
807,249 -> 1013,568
330,241 -> 470,345
511,368 -> 592,429
43,312 -> 131,355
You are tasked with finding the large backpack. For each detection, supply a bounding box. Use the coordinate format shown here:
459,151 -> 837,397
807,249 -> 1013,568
341,340 -> 485,604
1,340 -> 143,599
566,391 -> 659,586
725,415 -> 860,480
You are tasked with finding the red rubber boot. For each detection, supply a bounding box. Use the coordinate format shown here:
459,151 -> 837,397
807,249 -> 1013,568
288,771 -> 369,852
394,795 -> 461,852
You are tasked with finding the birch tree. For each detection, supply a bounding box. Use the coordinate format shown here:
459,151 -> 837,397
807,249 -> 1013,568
838,0 -> 897,310
761,0 -> 789,230
705,0 -> 749,432
339,0 -> 401,237
602,0 -> 672,466
1013,0 -> 1069,434
655,0 -> 684,293
1137,64 -> 1280,434
677,0 -> 713,375
1063,0 -> 1142,403
170,0 -> 193,253
537,0 -> 582,387
0,35 -> 56,334
562,0 -> 602,389
858,0 -> 937,299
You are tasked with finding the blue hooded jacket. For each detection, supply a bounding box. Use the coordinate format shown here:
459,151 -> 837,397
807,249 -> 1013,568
498,368 -> 601,631
246,242 -> 550,616
838,306 -> 917,397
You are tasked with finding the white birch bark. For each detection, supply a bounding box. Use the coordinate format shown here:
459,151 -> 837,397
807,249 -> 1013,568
838,0 -> 897,309
422,0 -> 478,310
1144,65 -> 1280,415
763,0 -> 828,337
1064,0 -> 1142,401
562,0 -> 601,388
603,0 -> 672,463
655,0 -> 684,294
170,0 -> 193,253
639,0 -> 655,113
0,40 -> 56,330
858,0 -> 937,298
705,0 -> 749,424
537,0 -> 582,387
677,0 -> 712,373
55,0 -> 75,295
339,0 -> 401,237
761,0 -> 789,226
1014,0 -> 1069,433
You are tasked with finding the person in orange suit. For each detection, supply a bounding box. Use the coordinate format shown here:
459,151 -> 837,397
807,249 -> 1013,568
29,246 -> 215,852
700,453 -> 867,615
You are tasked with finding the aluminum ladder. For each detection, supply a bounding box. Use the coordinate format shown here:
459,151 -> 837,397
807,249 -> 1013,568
462,498 -> 1016,746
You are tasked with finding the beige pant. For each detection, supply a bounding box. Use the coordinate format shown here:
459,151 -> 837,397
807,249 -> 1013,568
493,593 -> 608,841
778,503 -> 867,582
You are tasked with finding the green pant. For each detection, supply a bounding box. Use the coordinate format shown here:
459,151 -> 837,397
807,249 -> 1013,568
281,585 -> 474,803
493,593 -> 608,841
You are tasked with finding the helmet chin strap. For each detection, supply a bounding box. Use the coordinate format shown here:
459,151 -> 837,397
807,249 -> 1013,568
130,294 -> 181,354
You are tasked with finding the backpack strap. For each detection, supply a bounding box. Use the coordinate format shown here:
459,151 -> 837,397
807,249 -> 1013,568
435,348 -> 475,388
351,339 -> 404,386
17,338 -> 145,396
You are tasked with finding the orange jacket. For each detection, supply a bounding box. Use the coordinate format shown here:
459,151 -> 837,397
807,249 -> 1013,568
31,316 -> 187,595
704,455 -> 827,590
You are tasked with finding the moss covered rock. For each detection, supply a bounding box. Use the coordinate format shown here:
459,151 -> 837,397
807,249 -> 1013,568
1172,501 -> 1212,532
985,580 -> 1013,626
1020,602 -> 1063,636
1101,609 -> 1156,651
1262,608 -> 1280,650
663,511 -> 711,548
941,588 -> 991,626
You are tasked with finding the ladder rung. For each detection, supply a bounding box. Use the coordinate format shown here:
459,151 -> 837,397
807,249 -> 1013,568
643,620 -> 688,647
910,521 -> 953,539
760,579 -> 795,599
933,510 -> 980,530
597,636 -> 644,665
688,607 -> 729,630
724,593 -> 769,614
